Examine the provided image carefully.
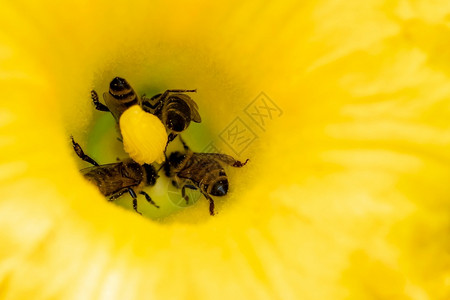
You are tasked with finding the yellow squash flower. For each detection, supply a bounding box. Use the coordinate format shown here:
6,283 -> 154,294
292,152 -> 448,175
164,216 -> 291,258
1,0 -> 449,299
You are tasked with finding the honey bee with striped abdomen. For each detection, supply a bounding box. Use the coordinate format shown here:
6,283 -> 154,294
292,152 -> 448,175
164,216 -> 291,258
92,77 -> 141,122
164,137 -> 248,216
71,136 -> 160,214
91,77 -> 167,164
142,89 -> 201,143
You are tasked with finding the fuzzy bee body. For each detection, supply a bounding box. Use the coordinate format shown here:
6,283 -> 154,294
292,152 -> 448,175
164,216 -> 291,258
81,159 -> 153,198
164,138 -> 248,215
102,77 -> 140,122
91,77 -> 167,164
91,78 -> 200,157
169,153 -> 229,196
71,137 -> 159,214
143,90 -> 201,142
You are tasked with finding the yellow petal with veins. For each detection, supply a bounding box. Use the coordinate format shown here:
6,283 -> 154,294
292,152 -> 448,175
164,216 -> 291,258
1,0 -> 450,299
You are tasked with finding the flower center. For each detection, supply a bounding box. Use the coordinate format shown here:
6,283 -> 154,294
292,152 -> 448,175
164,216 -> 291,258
68,43 -> 253,221
83,84 -> 217,220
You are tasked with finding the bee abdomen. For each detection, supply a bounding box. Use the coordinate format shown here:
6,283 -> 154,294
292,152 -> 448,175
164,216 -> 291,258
83,168 -> 118,196
110,90 -> 138,105
164,97 -> 191,132
104,77 -> 140,120
109,77 -> 139,103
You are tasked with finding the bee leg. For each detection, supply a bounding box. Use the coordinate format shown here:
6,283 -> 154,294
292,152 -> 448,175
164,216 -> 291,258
142,93 -> 163,111
231,158 -> 249,167
201,192 -> 216,216
163,133 -> 177,154
139,191 -> 159,208
213,154 -> 249,168
71,136 -> 99,166
181,184 -> 197,204
127,188 -> 142,215
164,133 -> 179,153
109,189 -> 128,202
178,135 -> 190,152
181,185 -> 189,202
143,89 -> 197,112
149,93 -> 162,100
168,133 -> 178,143
91,90 -> 110,112
160,89 -> 197,99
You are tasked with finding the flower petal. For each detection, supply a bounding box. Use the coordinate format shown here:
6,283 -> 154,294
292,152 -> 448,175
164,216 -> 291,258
1,0 -> 450,299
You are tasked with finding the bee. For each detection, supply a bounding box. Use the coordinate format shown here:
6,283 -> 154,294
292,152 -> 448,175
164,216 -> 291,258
164,137 -> 249,216
92,77 -> 140,122
71,136 -> 159,214
142,88 -> 201,143
91,77 -> 167,164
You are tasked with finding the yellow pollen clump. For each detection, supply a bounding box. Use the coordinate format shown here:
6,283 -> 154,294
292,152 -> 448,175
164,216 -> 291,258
119,105 -> 167,164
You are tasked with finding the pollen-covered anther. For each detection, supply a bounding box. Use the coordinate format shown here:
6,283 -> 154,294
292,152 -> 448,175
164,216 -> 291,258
119,105 -> 167,164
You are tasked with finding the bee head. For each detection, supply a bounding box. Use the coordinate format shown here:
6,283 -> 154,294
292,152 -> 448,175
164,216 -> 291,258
110,77 -> 131,93
143,164 -> 159,186
164,151 -> 186,176
210,179 -> 229,197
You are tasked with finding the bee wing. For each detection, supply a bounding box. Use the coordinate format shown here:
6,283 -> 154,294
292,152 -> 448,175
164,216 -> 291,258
81,162 -> 140,197
80,162 -> 120,174
141,93 -> 163,113
176,167 -> 195,180
190,107 -> 201,123
174,156 -> 202,183
198,153 -> 246,167
175,94 -> 201,123
79,165 -> 102,176
175,93 -> 198,109
102,92 -> 113,103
